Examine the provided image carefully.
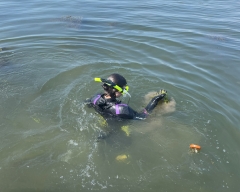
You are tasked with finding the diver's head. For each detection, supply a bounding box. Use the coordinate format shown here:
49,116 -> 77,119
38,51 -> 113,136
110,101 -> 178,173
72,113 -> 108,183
102,73 -> 127,98
94,74 -> 130,98
107,73 -> 127,87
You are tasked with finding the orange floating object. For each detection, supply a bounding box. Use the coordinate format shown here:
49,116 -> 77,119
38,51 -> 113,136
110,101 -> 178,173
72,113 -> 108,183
190,144 -> 201,150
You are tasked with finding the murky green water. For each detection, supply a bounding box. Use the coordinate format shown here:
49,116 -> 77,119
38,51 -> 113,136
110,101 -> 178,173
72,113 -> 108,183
1,0 -> 240,191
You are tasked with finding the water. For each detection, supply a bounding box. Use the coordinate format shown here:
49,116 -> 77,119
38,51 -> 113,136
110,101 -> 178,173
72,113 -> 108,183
1,0 -> 240,191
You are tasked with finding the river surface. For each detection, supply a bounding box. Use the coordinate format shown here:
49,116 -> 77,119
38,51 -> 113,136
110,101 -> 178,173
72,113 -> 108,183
1,0 -> 240,191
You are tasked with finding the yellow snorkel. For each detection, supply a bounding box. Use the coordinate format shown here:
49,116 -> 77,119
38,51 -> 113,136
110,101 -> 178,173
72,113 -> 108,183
94,77 -> 131,97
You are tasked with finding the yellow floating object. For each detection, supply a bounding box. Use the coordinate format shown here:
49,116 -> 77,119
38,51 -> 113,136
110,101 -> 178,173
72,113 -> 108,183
164,96 -> 169,103
121,126 -> 130,136
98,115 -> 108,127
116,154 -> 128,161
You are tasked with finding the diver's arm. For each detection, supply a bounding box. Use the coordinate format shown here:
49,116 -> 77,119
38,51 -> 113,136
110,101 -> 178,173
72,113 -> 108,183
144,90 -> 167,113
115,90 -> 167,120
132,93 -> 166,120
84,94 -> 103,108
144,95 -> 165,113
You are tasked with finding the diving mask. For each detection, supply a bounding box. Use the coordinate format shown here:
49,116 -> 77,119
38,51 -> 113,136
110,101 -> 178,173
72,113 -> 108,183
94,77 -> 131,97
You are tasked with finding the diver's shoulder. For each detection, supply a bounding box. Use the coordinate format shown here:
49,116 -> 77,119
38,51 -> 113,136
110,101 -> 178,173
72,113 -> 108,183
90,93 -> 105,104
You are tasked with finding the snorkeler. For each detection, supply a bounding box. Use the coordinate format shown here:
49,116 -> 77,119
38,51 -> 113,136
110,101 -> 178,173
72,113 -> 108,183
85,73 -> 167,120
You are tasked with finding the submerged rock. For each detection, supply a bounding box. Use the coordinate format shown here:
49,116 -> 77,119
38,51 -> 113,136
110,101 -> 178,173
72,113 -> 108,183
116,154 -> 130,164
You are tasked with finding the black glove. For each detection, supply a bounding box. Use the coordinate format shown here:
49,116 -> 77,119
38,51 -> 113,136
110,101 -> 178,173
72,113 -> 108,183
145,90 -> 167,113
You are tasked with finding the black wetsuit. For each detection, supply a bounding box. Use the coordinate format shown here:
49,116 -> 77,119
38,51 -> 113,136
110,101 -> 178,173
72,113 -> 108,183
86,93 -> 166,120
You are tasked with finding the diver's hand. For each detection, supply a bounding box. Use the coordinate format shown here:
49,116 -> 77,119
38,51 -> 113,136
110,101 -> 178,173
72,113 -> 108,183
145,89 -> 167,113
153,89 -> 167,101
159,89 -> 167,96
